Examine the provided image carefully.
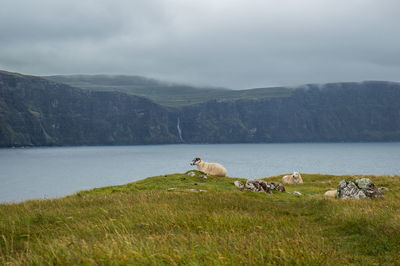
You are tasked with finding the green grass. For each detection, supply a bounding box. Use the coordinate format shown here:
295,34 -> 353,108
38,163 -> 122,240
1,171 -> 400,265
44,75 -> 293,107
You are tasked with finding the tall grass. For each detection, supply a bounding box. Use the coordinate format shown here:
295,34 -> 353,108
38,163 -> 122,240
1,171 -> 399,264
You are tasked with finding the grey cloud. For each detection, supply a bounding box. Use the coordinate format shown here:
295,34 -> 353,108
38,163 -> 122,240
0,0 -> 399,89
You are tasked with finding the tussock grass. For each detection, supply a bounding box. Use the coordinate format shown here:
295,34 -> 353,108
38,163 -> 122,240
1,171 -> 400,264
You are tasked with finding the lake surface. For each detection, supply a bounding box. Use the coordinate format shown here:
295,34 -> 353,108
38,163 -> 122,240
1,143 -> 400,203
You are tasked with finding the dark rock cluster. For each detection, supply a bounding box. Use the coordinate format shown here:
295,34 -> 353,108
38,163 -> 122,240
234,180 -> 285,194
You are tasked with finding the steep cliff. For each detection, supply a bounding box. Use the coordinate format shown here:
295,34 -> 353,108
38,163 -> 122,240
1,70 -> 400,147
0,71 -> 180,146
177,82 -> 400,142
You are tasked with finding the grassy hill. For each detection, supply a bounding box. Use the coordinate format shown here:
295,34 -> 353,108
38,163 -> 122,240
1,171 -> 399,264
44,75 -> 293,107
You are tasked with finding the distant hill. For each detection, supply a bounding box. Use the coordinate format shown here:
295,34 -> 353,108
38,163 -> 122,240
2,70 -> 400,146
44,75 -> 293,107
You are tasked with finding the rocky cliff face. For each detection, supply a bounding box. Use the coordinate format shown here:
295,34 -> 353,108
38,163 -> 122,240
176,82 -> 400,143
0,71 -> 180,146
1,70 -> 400,147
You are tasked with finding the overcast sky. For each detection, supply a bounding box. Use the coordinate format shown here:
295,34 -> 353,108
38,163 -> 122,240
0,0 -> 399,89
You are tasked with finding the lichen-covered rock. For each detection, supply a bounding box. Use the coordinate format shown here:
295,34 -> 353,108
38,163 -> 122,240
245,180 -> 272,194
234,180 -> 244,189
270,182 -> 286,192
337,180 -> 367,199
355,178 -> 384,198
337,178 -> 384,199
282,172 -> 303,184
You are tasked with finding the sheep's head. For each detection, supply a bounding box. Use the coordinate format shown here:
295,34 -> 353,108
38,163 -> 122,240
190,157 -> 202,166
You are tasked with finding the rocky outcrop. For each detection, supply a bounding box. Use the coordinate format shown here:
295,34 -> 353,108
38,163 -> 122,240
234,180 -> 285,194
355,178 -> 384,198
245,180 -> 272,194
337,178 -> 384,199
234,180 -> 244,189
270,182 -> 286,192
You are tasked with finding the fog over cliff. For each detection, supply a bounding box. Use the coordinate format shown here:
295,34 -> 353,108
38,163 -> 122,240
1,0 -> 400,88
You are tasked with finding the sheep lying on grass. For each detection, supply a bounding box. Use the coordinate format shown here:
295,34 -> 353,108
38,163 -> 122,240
282,171 -> 303,184
190,157 -> 227,177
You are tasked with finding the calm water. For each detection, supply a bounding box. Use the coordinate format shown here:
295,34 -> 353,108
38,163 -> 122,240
1,143 -> 400,203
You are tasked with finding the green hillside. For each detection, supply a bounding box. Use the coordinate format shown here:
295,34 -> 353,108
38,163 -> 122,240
1,171 -> 399,264
44,75 -> 293,107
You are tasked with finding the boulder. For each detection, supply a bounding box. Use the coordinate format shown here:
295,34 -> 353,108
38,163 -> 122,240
234,180 -> 244,189
337,180 -> 366,199
324,190 -> 337,198
234,180 -> 285,194
270,182 -> 286,192
355,178 -> 384,198
282,172 -> 303,184
245,180 -> 272,194
187,172 -> 196,177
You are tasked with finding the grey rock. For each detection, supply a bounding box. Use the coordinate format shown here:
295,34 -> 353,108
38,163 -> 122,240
337,180 -> 367,199
245,180 -> 272,194
379,187 -> 389,191
292,191 -> 302,196
167,187 -> 177,191
355,178 -> 384,198
202,175 -> 207,179
187,172 -> 196,177
270,182 -> 286,192
234,180 -> 244,189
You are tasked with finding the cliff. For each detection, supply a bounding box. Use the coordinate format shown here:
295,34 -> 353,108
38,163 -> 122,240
1,70 -> 400,146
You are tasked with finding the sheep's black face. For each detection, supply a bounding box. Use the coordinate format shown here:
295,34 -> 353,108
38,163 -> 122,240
190,157 -> 201,166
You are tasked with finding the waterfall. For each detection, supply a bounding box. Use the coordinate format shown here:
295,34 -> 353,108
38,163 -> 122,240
177,117 -> 184,142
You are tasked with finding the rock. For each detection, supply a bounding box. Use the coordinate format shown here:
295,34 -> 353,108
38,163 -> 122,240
337,180 -> 367,199
187,172 -> 196,177
202,175 -> 207,179
355,178 -> 384,198
245,180 -> 272,194
324,189 -> 337,198
282,172 -> 303,184
293,191 -> 302,196
234,180 -> 244,189
167,188 -> 177,191
379,187 -> 389,191
270,182 -> 286,192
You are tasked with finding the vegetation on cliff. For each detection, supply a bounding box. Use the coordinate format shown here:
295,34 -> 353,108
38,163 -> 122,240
2,70 -> 400,146
1,171 -> 399,264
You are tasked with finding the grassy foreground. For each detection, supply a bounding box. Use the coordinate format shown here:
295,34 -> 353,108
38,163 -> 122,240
1,171 -> 400,265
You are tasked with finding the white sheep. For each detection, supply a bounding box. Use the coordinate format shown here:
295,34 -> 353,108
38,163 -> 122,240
190,157 -> 227,177
282,171 -> 303,184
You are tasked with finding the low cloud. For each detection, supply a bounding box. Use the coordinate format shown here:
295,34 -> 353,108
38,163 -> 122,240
1,0 -> 399,89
